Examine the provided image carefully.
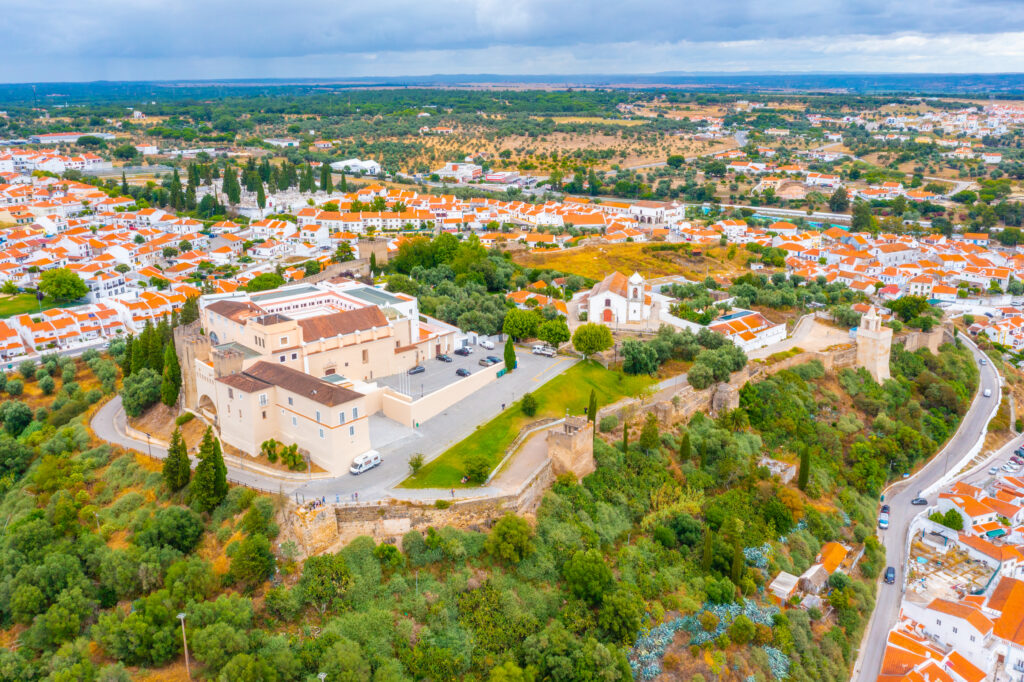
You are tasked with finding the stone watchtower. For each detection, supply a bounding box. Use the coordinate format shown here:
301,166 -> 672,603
856,307 -> 893,383
546,416 -> 595,480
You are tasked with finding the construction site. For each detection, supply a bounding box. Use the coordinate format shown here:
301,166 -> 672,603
906,535 -> 996,603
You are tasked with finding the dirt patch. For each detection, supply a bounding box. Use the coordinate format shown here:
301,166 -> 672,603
513,243 -> 741,281
130,403 -> 205,447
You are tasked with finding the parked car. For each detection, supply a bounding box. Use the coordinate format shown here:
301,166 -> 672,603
479,339 -> 495,350
878,513 -> 889,529
911,497 -> 928,505
407,365 -> 426,375
478,357 -> 496,367
1011,456 -> 1024,465
350,452 -> 382,475
455,368 -> 471,377
881,504 -> 890,514
532,344 -> 556,357
1002,464 -> 1017,472
990,467 -> 1001,475
984,388 -> 993,397
980,357 -> 988,365
1014,447 -> 1024,458
884,567 -> 896,584
453,347 -> 471,356
486,355 -> 502,364
436,354 -> 453,363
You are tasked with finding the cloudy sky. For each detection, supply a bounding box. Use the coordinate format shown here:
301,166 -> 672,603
4,0 -> 1024,82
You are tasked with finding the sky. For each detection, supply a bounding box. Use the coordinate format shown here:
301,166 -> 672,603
4,0 -> 1024,82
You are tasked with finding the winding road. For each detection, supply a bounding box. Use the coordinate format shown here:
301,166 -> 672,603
853,336 -> 1001,681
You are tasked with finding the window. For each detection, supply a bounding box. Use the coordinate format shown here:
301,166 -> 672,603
315,410 -> 321,423
936,619 -> 941,625
292,416 -> 297,426
319,428 -> 324,439
227,388 -> 234,399
279,355 -> 286,363
952,627 -> 958,634
362,349 -> 369,363
291,352 -> 298,360
604,298 -> 610,307
279,336 -> 289,345
970,635 -> 976,642
352,407 -> 358,419
339,412 -> 345,424
349,426 -> 355,436
259,393 -> 268,406
262,411 -> 267,420
288,396 -> 294,406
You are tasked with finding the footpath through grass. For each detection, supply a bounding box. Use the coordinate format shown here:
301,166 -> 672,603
401,360 -> 654,489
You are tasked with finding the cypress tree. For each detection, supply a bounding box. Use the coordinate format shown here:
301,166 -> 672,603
160,342 -> 181,407
503,338 -> 516,371
587,388 -> 597,424
622,422 -> 629,453
320,163 -> 333,193
131,325 -> 151,375
120,334 -> 134,378
731,536 -> 744,583
798,447 -> 810,491
223,167 -> 240,205
163,427 -> 191,491
679,431 -> 691,462
169,168 -> 183,210
369,252 -> 377,276
256,181 -> 266,209
702,529 -> 713,571
339,170 -> 347,192
192,427 -> 227,512
121,172 -> 129,195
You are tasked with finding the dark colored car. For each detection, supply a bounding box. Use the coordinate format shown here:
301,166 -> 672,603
911,497 -> 928,505
884,567 -> 896,584
436,354 -> 453,363
486,355 -> 502,364
881,504 -> 890,514
407,365 -> 425,375
453,347 -> 471,356
1014,447 -> 1024,458
455,368 -> 471,377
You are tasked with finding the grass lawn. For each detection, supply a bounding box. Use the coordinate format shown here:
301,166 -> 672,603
401,360 -> 655,489
0,293 -> 64,319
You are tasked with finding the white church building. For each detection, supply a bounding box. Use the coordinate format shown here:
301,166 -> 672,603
573,271 -> 674,331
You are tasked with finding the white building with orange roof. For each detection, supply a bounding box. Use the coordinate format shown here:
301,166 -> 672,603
0,320 -> 26,359
708,309 -> 786,353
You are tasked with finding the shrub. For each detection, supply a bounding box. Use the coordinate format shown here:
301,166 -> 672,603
434,499 -> 451,509
409,453 -> 424,474
6,379 -> 22,396
464,454 -> 491,484
599,415 -> 618,432
521,392 -> 537,417
38,375 -> 55,395
175,412 -> 195,426
699,611 -> 719,632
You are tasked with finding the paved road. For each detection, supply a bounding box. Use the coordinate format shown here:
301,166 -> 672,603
854,339 -> 1000,681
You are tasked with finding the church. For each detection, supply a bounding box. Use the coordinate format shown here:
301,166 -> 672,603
578,271 -> 654,325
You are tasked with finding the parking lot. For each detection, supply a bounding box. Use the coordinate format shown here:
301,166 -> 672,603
378,345 -> 504,397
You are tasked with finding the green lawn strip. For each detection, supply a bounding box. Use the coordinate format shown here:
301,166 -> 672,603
0,293 -> 66,319
401,360 -> 654,488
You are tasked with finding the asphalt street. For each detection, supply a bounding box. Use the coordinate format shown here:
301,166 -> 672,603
853,339 -> 1000,681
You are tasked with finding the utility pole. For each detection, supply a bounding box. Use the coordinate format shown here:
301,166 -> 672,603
177,613 -> 191,679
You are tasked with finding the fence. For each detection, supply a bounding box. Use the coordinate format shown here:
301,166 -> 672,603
485,417 -> 563,485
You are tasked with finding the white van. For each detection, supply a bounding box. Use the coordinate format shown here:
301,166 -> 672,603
479,339 -> 495,350
350,452 -> 382,475
532,344 -> 556,357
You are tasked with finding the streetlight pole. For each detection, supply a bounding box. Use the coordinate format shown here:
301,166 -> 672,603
177,613 -> 191,679
145,432 -> 152,459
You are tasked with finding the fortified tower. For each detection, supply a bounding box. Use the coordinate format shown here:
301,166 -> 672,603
856,307 -> 893,383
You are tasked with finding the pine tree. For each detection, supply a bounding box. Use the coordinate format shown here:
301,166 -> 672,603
192,427 -> 227,512
587,388 -> 597,424
339,171 -> 347,192
679,431 -> 691,462
163,427 -> 191,492
121,172 -> 129,195
798,446 -> 810,491
161,342 -> 181,407
702,529 -> 713,571
320,163 -> 333,193
256,181 -> 266,209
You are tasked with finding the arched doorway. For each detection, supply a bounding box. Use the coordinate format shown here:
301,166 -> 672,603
198,394 -> 217,423
602,308 -> 613,323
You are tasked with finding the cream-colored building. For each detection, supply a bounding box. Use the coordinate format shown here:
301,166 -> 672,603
216,361 -> 371,474
179,279 -> 465,472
